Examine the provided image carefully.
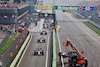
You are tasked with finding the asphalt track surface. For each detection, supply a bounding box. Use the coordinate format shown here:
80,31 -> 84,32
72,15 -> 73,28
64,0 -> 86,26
18,19 -> 51,67
56,10 -> 100,67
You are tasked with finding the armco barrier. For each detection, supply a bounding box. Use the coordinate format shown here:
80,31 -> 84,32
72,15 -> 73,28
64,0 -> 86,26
52,29 -> 56,67
0,24 -> 29,67
10,33 -> 31,67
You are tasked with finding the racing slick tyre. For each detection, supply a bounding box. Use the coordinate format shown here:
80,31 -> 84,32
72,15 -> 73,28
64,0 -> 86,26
34,51 -> 37,55
43,40 -> 45,43
41,52 -> 44,55
40,33 -> 43,35
45,33 -> 47,35
84,58 -> 88,67
37,40 -> 40,43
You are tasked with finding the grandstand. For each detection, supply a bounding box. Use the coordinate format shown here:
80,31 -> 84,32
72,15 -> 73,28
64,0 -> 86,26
0,0 -> 29,24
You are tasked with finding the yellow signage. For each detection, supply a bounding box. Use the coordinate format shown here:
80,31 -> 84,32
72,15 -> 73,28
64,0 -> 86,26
66,10 -> 72,12
48,14 -> 53,17
38,5 -> 53,9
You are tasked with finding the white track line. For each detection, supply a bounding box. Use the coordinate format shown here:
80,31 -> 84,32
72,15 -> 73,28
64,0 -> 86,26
17,33 -> 32,67
45,34 -> 51,67
57,29 -> 64,67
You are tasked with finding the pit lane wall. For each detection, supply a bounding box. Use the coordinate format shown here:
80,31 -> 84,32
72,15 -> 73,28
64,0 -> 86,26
0,25 -> 29,67
52,29 -> 56,67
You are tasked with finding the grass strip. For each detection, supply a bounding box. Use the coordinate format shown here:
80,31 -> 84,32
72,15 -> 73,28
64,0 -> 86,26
0,33 -> 20,55
83,22 -> 100,35
52,29 -> 56,67
72,12 -> 83,19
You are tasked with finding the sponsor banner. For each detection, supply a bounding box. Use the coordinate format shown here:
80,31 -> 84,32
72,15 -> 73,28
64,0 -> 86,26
16,43 -> 18,50
20,38 -> 22,44
38,5 -> 53,9
55,6 -> 79,10
55,6 -> 97,11
82,6 -> 97,11
23,33 -> 25,39
26,30 -> 28,35
66,10 -> 72,12
10,51 -> 13,58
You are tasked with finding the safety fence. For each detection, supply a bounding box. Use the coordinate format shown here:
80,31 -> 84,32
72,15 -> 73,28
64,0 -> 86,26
0,24 -> 29,67
52,29 -> 56,67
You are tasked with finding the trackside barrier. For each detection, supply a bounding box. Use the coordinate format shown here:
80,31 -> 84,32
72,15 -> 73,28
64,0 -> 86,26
10,33 -> 31,67
52,29 -> 56,67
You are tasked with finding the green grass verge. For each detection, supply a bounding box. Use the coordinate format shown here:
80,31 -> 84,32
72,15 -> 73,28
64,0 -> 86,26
72,12 -> 83,19
83,22 -> 100,35
52,29 -> 56,67
0,33 -> 20,55
14,35 -> 31,67
12,33 -> 20,39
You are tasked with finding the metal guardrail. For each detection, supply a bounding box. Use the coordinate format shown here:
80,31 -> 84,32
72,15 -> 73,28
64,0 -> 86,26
52,29 -> 56,67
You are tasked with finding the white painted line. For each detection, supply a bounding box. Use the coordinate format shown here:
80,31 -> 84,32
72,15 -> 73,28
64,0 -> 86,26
45,34 -> 51,67
17,33 -> 32,67
57,29 -> 64,67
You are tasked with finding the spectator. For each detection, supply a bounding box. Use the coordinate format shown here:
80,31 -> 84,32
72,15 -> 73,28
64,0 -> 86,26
3,28 -> 5,32
35,22 -> 37,26
7,28 -> 10,32
5,25 -> 7,31
1,26 -> 3,30
0,25 -> 1,30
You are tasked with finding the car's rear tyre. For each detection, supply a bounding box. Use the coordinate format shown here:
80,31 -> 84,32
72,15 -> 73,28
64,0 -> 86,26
37,40 -> 40,43
84,58 -> 88,67
34,52 -> 36,55
40,33 -> 43,35
42,52 -> 44,55
43,40 -> 45,43
45,33 -> 47,35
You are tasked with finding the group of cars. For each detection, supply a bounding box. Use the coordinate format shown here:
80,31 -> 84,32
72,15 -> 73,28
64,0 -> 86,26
34,19 -> 49,56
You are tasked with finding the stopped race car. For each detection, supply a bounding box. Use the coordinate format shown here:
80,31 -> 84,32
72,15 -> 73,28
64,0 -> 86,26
43,23 -> 48,26
40,31 -> 47,35
43,24 -> 48,28
34,48 -> 44,55
37,37 -> 45,43
45,20 -> 49,23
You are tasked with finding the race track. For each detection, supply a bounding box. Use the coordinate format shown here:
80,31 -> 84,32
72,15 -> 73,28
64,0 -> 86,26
18,19 -> 51,67
56,10 -> 100,67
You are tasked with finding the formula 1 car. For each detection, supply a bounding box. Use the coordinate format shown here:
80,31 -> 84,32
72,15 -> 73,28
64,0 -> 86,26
37,37 -> 45,43
45,20 -> 49,23
43,23 -> 48,26
40,31 -> 47,35
43,24 -> 48,28
34,48 -> 44,55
